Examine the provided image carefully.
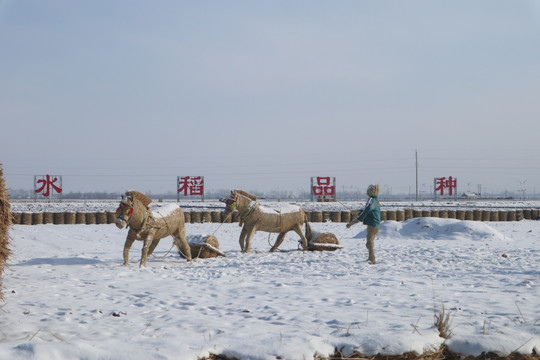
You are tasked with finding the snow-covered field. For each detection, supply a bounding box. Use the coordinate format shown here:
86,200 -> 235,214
1,211 -> 538,360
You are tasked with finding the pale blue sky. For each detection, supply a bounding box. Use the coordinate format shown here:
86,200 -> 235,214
1,1 -> 540,196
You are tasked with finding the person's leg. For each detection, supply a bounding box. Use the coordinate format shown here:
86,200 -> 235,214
366,226 -> 379,264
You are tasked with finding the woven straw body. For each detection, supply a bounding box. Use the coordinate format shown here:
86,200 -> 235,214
115,191 -> 191,266
228,190 -> 309,252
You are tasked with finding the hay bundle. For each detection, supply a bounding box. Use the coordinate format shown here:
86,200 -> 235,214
341,211 -> 351,223
489,211 -> 499,222
465,210 -> 473,220
0,165 -> 12,299
507,210 -> 517,221
96,212 -> 107,224
76,212 -> 86,224
86,212 -> 96,225
12,212 -> 21,225
307,231 -> 342,251
413,210 -> 422,218
64,212 -> 76,224
523,209 -> 532,220
386,210 -> 397,221
43,212 -> 54,224
322,211 -> 331,222
184,212 -> 191,224
191,212 -> 202,223
404,209 -> 414,220
106,211 -> 116,224
498,210 -> 508,221
482,211 -> 491,222
396,210 -> 405,222
185,235 -> 226,259
473,210 -> 482,221
330,211 -> 340,223
54,212 -> 65,225
447,210 -> 456,219
211,211 -> 221,223
21,212 -> 32,225
531,209 -> 539,220
32,212 -> 43,225
311,211 -> 323,222
380,211 -> 387,221
202,211 -> 212,223
439,210 -> 448,219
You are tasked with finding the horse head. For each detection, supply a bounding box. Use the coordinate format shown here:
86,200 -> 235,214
220,191 -> 238,214
115,195 -> 135,229
115,190 -> 152,229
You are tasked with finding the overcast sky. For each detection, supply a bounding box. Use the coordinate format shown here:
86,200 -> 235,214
1,1 -> 539,197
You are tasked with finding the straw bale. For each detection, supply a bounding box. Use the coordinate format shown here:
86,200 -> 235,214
76,212 -> 86,224
32,212 -> 43,225
191,212 -> 202,223
211,211 -> 222,223
21,212 -> 32,225
515,210 -> 523,221
465,210 -> 473,220
473,210 -> 482,221
308,232 -> 342,251
311,211 -> 323,223
43,212 -> 54,224
330,211 -> 340,223
341,211 -> 351,223
422,210 -> 431,218
386,210 -> 396,221
186,235 -> 226,259
489,211 -> 499,222
351,210 -> 361,219
431,210 -> 439,218
12,212 -> 21,225
96,212 -> 107,224
202,211 -> 211,223
413,210 -> 422,218
447,210 -> 456,219
380,211 -> 387,221
396,210 -> 405,222
438,210 -> 448,219
523,209 -> 531,220
184,212 -> 191,224
222,211 -> 232,223
498,210 -> 508,221
455,210 -> 465,220
482,211 -> 491,222
231,211 -> 239,223
64,212 -> 76,224
507,210 -> 516,221
54,212 -> 65,225
404,209 -> 414,220
85,212 -> 96,225
531,209 -> 539,220
107,211 -> 116,224
322,211 -> 331,222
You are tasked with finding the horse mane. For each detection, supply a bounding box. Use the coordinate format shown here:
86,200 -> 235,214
126,190 -> 152,207
235,190 -> 257,201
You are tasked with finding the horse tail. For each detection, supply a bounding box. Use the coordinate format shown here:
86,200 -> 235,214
304,213 -> 312,242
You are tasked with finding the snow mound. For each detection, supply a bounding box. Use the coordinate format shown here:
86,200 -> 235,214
355,218 -> 509,241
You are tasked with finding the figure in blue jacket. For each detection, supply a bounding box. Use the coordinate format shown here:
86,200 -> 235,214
346,184 -> 381,264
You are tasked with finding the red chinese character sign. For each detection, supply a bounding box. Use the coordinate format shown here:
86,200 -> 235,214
34,175 -> 63,199
434,176 -> 457,198
177,176 -> 204,201
311,176 -> 336,202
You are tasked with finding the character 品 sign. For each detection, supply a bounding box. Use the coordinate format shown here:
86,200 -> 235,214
177,176 -> 205,201
34,174 -> 63,199
311,176 -> 336,202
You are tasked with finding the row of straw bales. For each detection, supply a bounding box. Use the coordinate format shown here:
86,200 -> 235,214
11,208 -> 540,225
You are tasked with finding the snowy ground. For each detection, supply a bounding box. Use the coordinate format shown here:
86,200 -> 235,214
0,218 -> 539,359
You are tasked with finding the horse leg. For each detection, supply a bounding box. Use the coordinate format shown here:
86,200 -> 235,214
244,225 -> 257,253
293,224 -> 309,250
140,229 -> 156,267
239,227 -> 248,252
122,229 -> 137,266
175,228 -> 192,261
147,238 -> 161,257
270,232 -> 287,252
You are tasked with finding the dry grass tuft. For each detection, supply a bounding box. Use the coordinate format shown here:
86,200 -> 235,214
0,164 -> 12,300
434,303 -> 453,340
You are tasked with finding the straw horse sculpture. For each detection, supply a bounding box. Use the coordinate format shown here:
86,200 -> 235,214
115,191 -> 192,267
222,190 -> 310,252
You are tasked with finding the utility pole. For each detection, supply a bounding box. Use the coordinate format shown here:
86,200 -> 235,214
415,150 -> 419,201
